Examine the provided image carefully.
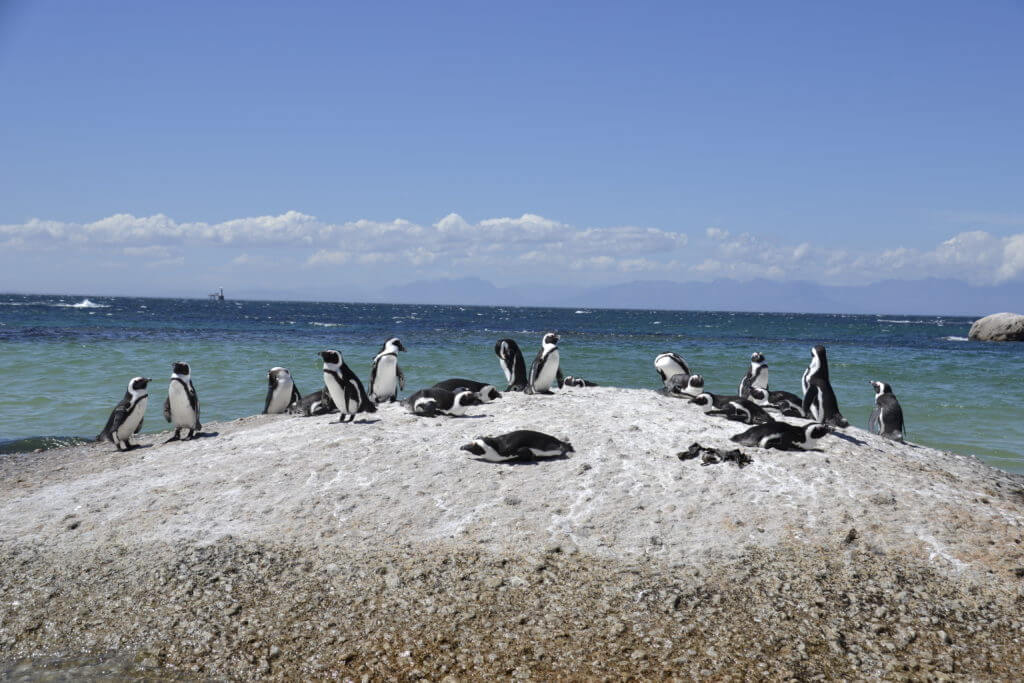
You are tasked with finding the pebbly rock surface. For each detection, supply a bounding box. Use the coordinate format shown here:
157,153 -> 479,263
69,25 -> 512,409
2,387 -> 1024,680
969,312 -> 1024,341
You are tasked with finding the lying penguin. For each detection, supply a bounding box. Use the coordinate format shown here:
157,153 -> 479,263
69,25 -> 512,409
748,387 -> 807,418
562,375 -> 598,387
730,422 -> 829,451
690,392 -> 773,425
430,378 -> 502,402
403,388 -> 483,417
460,430 -> 574,463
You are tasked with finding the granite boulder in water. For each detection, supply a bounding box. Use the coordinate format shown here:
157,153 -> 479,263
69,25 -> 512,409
968,312 -> 1024,342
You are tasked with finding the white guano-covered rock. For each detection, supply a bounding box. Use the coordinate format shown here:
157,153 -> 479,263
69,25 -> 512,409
969,312 -> 1024,341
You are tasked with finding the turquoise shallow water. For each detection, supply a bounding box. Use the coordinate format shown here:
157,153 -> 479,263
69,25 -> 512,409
1,294 -> 1022,472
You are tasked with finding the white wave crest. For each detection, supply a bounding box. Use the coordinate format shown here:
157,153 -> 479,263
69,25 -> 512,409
56,298 -> 109,309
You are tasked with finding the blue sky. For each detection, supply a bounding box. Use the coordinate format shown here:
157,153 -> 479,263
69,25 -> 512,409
1,1 -> 1022,297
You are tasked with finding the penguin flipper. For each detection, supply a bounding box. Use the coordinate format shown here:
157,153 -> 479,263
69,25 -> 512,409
163,396 -> 172,423
556,368 -> 565,388
135,417 -> 144,435
397,365 -> 406,391
291,384 -> 302,404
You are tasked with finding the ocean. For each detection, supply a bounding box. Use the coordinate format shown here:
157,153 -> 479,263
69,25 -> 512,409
1,293 -> 1021,473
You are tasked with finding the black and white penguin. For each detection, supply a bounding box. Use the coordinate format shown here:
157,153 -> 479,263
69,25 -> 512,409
403,388 -> 482,417
430,379 -> 502,402
730,422 -> 829,451
369,337 -> 406,403
263,367 -> 301,414
869,381 -> 905,442
494,338 -> 529,392
460,430 -> 574,462
320,349 -> 377,423
748,387 -> 807,418
96,376 -> 151,450
562,375 -> 598,387
526,332 -> 564,394
690,393 -> 772,424
801,345 -> 848,428
163,361 -> 201,441
654,352 -> 691,388
288,388 -> 336,417
663,373 -> 704,397
689,391 -> 742,412
738,352 -> 769,398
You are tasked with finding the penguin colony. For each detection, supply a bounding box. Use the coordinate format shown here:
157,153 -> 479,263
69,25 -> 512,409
97,334 -> 906,460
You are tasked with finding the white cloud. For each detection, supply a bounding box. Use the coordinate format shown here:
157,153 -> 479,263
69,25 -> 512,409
306,249 -> 350,266
5,210 -> 1024,286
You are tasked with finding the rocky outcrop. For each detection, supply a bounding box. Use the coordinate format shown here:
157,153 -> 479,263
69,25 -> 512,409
969,312 -> 1024,341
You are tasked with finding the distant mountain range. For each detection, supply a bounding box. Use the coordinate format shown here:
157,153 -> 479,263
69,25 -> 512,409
236,276 -> 1023,316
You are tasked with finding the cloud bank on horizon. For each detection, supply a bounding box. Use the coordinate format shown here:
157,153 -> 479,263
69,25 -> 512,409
2,211 -> 1023,292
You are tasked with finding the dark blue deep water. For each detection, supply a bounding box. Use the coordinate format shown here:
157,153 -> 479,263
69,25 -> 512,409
1,294 -> 1022,472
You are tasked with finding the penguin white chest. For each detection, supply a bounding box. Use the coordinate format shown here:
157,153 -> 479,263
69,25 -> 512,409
535,349 -> 560,389
168,383 -> 195,427
116,396 -> 147,440
373,355 -> 398,395
324,371 -> 360,413
266,378 -> 294,414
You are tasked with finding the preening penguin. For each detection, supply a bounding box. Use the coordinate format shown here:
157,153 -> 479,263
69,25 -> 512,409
369,337 -> 406,403
526,332 -> 564,394
730,422 -> 830,451
869,380 -> 906,442
801,345 -> 849,428
288,389 -> 336,417
738,352 -> 769,398
494,338 -> 529,392
96,376 -> 151,451
320,349 -> 377,423
263,367 -> 301,414
460,430 -> 574,463
654,352 -> 691,388
163,361 -> 201,441
663,373 -> 704,397
562,375 -> 598,387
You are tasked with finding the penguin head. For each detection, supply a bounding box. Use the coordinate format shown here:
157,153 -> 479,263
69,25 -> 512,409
171,361 -> 190,378
459,440 -> 486,456
483,385 -> 502,401
805,424 -> 830,444
689,393 -> 715,411
381,337 -> 405,353
129,377 -> 151,394
319,349 -> 342,367
869,380 -> 892,397
455,390 -> 483,408
687,374 -> 705,391
268,366 -> 290,378
542,332 -> 559,346
751,352 -> 765,364
560,439 -> 576,454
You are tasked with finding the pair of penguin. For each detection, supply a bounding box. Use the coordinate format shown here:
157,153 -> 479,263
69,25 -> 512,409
97,361 -> 201,450
494,333 -> 566,394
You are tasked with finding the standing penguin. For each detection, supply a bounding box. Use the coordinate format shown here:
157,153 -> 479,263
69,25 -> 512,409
163,361 -> 201,441
494,338 -> 529,391
869,380 -> 906,442
738,352 -> 769,398
526,332 -> 564,394
263,367 -> 301,414
801,345 -> 848,428
369,337 -> 406,403
96,376 -> 151,451
320,349 -> 377,423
